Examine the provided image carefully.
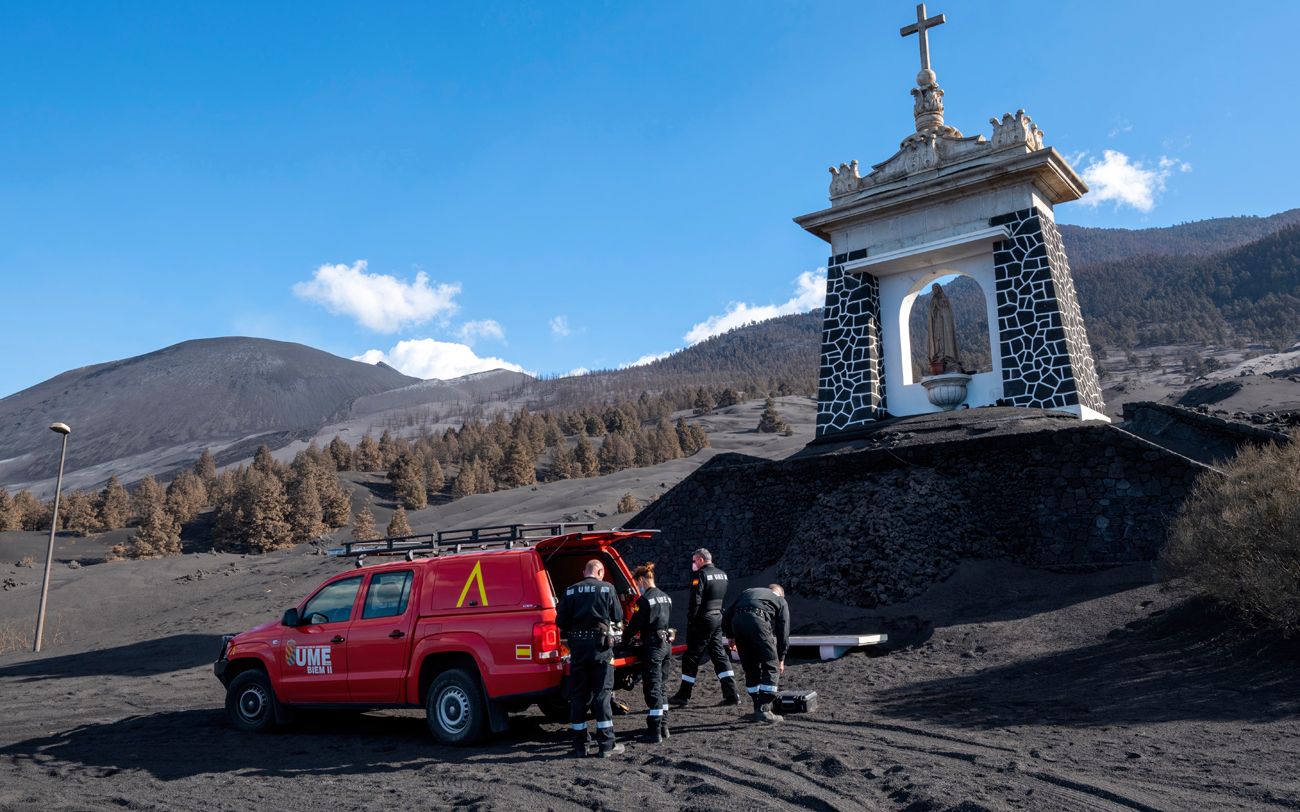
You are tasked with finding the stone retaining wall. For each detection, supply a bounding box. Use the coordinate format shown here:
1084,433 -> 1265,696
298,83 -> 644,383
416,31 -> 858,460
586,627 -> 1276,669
624,422 -> 1210,608
1120,401 -> 1289,466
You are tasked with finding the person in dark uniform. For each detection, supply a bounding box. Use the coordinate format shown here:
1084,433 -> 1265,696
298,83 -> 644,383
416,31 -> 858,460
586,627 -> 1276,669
669,548 -> 739,707
723,584 -> 790,723
623,562 -> 674,743
556,559 -> 625,757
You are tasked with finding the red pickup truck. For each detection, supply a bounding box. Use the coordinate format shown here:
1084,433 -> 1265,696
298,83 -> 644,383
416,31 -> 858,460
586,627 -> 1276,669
214,523 -> 662,744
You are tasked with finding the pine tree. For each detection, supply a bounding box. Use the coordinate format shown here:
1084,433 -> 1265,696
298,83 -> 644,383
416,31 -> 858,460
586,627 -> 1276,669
575,433 -> 599,478
471,457 -> 496,494
62,491 -> 102,536
547,442 -> 576,481
386,504 -> 412,537
130,476 -> 182,557
288,469 -> 327,543
241,469 -> 294,553
757,397 -> 789,434
195,448 -> 218,490
424,455 -> 446,498
498,439 -> 537,489
165,470 -> 207,524
653,418 -> 683,463
351,498 -> 378,541
355,433 -> 383,472
716,387 -> 740,408
0,489 -> 16,531
676,417 -> 699,455
388,450 -> 428,511
378,429 -> 400,467
14,490 -> 48,531
327,435 -> 354,471
451,463 -> 477,498
318,472 -> 352,529
631,429 -> 655,468
598,433 -> 635,474
97,476 -> 131,530
616,492 -> 639,514
690,423 -> 710,451
252,444 -> 278,476
693,388 -> 715,415
210,469 -> 246,552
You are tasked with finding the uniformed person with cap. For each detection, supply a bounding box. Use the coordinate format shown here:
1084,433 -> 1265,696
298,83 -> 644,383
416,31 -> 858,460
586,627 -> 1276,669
557,559 -> 625,757
723,583 -> 790,723
669,548 -> 740,707
623,562 -> 673,743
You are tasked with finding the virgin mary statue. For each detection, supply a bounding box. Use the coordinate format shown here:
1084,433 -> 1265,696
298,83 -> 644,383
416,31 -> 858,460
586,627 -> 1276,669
926,283 -> 960,374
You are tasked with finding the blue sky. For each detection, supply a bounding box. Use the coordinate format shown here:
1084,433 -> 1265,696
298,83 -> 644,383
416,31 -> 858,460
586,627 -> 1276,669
1,1 -> 1294,396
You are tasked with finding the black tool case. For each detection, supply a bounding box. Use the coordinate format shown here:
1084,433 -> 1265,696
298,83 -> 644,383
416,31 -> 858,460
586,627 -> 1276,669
775,690 -> 817,713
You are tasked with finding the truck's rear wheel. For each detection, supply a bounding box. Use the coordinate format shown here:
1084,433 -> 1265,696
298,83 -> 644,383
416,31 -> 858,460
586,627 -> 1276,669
226,670 -> 277,733
426,668 -> 487,745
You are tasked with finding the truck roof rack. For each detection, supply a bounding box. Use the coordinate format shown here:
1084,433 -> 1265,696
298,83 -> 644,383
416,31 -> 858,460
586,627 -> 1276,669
327,522 -> 601,560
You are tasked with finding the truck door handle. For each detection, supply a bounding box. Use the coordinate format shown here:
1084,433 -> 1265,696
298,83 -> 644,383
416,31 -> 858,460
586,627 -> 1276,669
331,635 -> 345,643
388,630 -> 405,639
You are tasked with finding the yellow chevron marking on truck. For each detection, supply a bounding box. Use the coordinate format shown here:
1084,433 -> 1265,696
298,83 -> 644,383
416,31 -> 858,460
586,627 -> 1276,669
456,560 -> 489,608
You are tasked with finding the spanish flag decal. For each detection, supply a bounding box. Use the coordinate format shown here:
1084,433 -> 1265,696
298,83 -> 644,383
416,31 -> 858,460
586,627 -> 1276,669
515,644 -> 532,660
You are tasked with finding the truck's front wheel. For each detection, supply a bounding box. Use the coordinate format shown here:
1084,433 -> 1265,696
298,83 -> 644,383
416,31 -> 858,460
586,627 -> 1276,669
226,670 -> 277,733
426,668 -> 487,745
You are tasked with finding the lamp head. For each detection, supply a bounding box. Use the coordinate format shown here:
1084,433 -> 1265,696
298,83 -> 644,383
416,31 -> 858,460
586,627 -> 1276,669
49,422 -> 71,436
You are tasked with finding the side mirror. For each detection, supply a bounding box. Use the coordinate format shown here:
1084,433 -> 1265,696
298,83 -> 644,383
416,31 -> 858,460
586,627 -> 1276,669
281,608 -> 300,627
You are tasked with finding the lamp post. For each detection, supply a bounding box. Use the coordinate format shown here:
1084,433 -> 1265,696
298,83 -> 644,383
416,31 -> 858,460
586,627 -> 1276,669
34,422 -> 71,654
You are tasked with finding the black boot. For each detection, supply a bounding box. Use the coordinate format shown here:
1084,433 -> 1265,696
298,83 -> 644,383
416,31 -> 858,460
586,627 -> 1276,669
668,681 -> 693,706
571,728 -> 592,757
598,734 -> 626,758
644,716 -> 663,744
718,677 -> 740,706
752,693 -> 783,724
660,713 -> 670,740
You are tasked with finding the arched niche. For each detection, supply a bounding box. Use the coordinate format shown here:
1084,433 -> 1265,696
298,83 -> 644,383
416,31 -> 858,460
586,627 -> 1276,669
900,272 -> 994,385
874,250 -> 1003,415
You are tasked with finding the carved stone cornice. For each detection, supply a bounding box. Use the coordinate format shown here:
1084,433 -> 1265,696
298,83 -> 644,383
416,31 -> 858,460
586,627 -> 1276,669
800,147 -> 1088,243
826,108 -> 1054,204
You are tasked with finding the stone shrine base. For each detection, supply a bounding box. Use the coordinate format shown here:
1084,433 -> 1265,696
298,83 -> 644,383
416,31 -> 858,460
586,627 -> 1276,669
626,407 -> 1230,609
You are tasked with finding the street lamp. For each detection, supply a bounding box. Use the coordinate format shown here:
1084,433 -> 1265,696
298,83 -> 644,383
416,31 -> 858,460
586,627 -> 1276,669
34,422 -> 71,654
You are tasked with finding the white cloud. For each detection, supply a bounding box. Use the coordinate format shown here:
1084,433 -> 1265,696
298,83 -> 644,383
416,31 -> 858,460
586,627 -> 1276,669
549,315 -> 572,337
563,367 -> 591,377
1078,150 -> 1191,213
1107,118 -> 1133,138
455,319 -> 505,344
293,260 -> 460,333
354,339 -> 526,381
684,270 -> 826,345
619,351 -> 674,369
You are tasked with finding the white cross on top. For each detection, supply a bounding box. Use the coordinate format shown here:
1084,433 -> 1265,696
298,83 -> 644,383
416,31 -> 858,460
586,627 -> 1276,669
900,3 -> 946,74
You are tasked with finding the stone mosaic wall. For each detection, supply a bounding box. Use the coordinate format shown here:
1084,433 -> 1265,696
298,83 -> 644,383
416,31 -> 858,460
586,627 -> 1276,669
816,261 -> 885,435
990,207 -> 1106,414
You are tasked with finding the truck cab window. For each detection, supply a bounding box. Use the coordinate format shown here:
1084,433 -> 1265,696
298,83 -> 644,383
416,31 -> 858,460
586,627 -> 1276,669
302,576 -> 362,625
362,571 -> 413,619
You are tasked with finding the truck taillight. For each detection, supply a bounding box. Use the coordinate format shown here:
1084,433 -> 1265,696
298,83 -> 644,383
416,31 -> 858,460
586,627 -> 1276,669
533,621 -> 560,660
